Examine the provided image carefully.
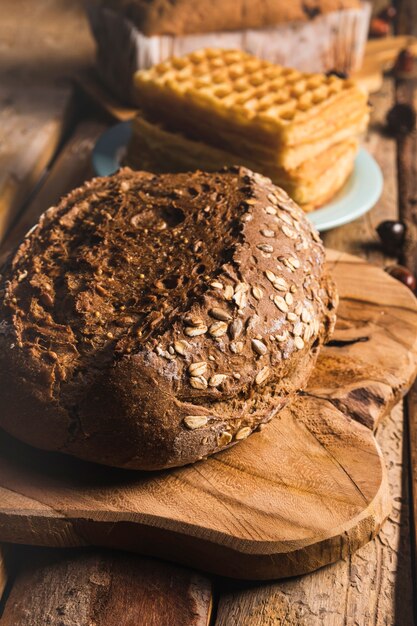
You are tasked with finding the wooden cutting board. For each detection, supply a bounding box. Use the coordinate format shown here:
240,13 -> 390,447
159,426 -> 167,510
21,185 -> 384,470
0,250 -> 417,580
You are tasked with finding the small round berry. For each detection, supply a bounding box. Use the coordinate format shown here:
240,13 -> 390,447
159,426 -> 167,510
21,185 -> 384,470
385,265 -> 416,292
376,220 -> 406,254
386,104 -> 416,136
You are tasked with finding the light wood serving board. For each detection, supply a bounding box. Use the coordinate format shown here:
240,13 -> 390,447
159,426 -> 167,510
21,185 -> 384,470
0,250 -> 417,580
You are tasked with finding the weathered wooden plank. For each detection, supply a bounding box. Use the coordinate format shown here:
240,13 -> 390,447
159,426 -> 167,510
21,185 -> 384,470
0,0 -> 94,243
395,0 -> 417,37
1,0 -> 93,77
215,403 -> 413,626
0,86 -> 75,243
0,548 -> 212,626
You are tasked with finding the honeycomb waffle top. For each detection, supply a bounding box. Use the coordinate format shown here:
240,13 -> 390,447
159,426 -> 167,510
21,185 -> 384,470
97,0 -> 362,36
134,48 -> 369,161
0,166 -> 337,470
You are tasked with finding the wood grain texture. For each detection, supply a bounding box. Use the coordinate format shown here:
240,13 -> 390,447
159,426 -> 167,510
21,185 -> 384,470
1,1 -> 93,79
0,85 -> 74,243
0,251 -> 416,580
0,548 -> 212,626
0,0 -> 94,243
215,403 -> 414,625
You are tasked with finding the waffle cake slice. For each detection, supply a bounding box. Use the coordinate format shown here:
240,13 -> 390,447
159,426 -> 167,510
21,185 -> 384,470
133,48 -> 369,170
127,112 -> 358,211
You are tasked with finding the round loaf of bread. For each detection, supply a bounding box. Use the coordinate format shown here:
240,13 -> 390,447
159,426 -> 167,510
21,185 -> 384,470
0,166 -> 337,470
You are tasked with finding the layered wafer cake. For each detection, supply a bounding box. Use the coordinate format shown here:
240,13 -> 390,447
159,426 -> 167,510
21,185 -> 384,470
127,48 -> 369,210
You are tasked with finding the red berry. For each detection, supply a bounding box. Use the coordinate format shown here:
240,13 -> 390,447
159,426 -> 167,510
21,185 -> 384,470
385,265 -> 416,292
370,18 -> 390,38
386,103 -> 416,136
394,48 -> 415,75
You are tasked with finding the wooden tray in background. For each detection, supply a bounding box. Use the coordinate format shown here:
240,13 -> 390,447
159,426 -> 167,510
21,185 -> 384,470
0,250 -> 416,580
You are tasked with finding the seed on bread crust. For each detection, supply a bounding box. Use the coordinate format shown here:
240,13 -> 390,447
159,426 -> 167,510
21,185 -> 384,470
209,307 -> 232,321
257,243 -> 273,253
230,341 -> 244,353
294,336 -> 305,350
229,318 -> 243,339
174,340 -> 190,355
184,315 -> 205,327
260,229 -> 275,238
218,431 -> 233,446
184,415 -> 208,429
232,289 -> 247,309
274,276 -> 288,291
274,295 -> 288,313
251,338 -> 268,355
293,322 -> 304,336
252,285 -> 263,300
235,427 -> 251,440
288,256 -> 301,269
265,270 -> 277,284
279,212 -> 293,226
282,225 -> 297,239
301,309 -> 311,323
185,325 -> 207,337
255,366 -> 270,385
209,321 -> 228,337
224,285 -> 234,300
209,374 -> 227,387
276,331 -> 289,342
188,361 -> 207,376
190,375 -> 208,390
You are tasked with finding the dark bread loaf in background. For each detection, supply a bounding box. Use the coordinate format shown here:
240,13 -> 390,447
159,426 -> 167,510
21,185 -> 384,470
95,0 -> 362,36
0,166 -> 337,470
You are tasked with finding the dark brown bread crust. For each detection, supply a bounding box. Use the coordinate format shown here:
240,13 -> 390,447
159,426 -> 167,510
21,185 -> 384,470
96,0 -> 361,36
0,167 -> 337,470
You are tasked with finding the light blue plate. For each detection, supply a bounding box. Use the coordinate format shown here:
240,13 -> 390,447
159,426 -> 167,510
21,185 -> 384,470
308,148 -> 383,232
92,121 -> 132,179
92,122 -> 383,233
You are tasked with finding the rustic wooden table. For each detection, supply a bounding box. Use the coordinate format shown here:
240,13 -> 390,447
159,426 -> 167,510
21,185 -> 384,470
0,1 -> 416,624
